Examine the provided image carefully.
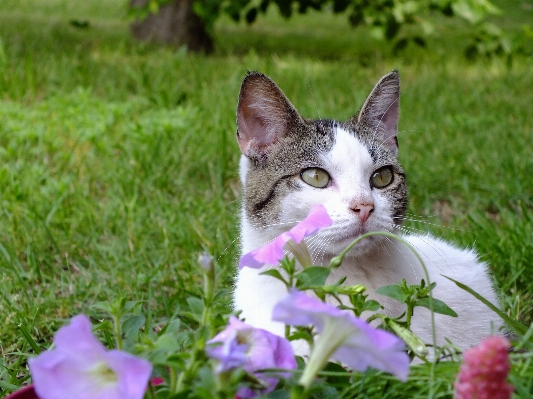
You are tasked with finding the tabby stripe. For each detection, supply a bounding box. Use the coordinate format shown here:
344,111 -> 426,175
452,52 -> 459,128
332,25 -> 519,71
253,174 -> 293,215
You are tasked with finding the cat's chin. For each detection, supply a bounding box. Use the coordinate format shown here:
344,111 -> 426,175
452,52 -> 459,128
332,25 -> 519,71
321,233 -> 390,260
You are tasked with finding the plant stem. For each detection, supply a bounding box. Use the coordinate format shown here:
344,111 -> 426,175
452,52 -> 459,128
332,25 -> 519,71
298,323 -> 346,390
113,313 -> 123,350
170,367 -> 179,393
405,301 -> 413,328
329,231 -> 437,395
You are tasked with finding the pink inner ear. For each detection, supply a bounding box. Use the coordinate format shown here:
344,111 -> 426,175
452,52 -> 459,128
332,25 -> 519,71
237,104 -> 277,156
379,98 -> 399,150
236,83 -> 291,157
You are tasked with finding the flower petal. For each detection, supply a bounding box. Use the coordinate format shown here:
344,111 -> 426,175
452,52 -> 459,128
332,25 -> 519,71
206,316 -> 297,397
30,352 -> 112,399
239,233 -> 290,269
272,289 -> 346,332
239,204 -> 332,269
53,314 -> 108,366
29,315 -> 152,399
105,350 -> 153,399
335,326 -> 410,381
206,317 -> 251,372
288,204 -> 333,243
273,290 -> 410,381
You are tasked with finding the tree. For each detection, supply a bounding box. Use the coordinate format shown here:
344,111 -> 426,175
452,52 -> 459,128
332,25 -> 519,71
129,0 -> 506,56
130,0 -> 214,53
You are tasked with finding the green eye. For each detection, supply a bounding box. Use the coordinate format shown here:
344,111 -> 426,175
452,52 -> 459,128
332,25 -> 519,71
370,166 -> 394,188
301,168 -> 330,188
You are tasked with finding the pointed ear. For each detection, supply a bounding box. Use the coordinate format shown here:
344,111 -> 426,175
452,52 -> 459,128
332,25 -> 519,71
354,70 -> 400,154
236,72 -> 302,158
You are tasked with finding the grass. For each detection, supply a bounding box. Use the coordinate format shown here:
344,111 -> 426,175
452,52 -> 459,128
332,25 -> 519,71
0,0 -> 532,397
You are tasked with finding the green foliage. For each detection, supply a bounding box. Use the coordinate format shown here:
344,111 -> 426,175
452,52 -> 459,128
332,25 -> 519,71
0,0 -> 532,397
139,0 -> 511,56
376,279 -> 458,319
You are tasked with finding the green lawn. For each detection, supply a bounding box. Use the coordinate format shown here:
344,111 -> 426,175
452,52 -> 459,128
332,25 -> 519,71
0,0 -> 532,397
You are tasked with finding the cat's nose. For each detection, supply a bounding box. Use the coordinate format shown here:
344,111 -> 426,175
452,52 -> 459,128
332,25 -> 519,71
351,203 -> 374,223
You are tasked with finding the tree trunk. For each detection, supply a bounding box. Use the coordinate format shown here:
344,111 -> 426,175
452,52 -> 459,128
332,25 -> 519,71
130,0 -> 214,54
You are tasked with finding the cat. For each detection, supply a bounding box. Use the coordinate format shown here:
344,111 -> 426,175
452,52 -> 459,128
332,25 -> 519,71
233,70 -> 503,355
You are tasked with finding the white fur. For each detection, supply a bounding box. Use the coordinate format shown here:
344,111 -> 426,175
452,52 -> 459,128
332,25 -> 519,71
234,128 -> 502,355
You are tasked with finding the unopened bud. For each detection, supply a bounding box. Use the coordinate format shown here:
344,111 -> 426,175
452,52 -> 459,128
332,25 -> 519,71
198,252 -> 214,273
337,285 -> 366,295
329,256 -> 342,269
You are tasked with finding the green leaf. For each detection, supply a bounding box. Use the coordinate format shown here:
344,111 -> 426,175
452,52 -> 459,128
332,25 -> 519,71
362,299 -> 382,312
0,381 -> 20,392
187,297 -> 204,318
123,300 -> 145,312
295,266 -> 330,289
322,361 -> 351,387
260,269 -> 288,285
163,319 -> 181,335
164,353 -> 187,369
288,331 -> 312,342
443,275 -> 527,335
123,315 -> 146,338
375,284 -> 409,303
92,301 -> 113,314
416,298 -> 457,317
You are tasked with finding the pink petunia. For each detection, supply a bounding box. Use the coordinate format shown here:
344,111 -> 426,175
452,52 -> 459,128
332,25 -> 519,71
29,315 -> 152,399
239,204 -> 333,269
454,335 -> 513,399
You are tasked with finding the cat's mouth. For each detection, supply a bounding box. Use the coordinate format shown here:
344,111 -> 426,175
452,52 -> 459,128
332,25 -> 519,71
333,226 -> 372,246
333,222 -> 391,249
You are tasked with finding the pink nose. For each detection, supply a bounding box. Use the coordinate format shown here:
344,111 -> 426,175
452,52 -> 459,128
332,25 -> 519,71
351,203 -> 374,223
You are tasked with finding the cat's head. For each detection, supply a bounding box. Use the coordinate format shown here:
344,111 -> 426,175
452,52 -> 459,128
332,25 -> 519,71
236,71 -> 407,257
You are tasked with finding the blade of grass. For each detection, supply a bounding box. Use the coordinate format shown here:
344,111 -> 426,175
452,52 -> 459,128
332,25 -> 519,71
17,324 -> 41,355
442,275 -> 528,336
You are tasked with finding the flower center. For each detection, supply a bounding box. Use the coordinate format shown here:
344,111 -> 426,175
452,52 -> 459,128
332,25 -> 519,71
90,361 -> 119,385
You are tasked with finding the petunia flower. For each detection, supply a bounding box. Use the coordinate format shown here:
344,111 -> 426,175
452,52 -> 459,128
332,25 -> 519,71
239,204 -> 333,269
28,314 -> 152,399
454,335 -> 514,399
206,316 -> 297,398
272,289 -> 410,388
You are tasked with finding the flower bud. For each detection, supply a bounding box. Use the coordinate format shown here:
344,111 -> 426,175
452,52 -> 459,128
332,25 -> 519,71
198,252 -> 214,273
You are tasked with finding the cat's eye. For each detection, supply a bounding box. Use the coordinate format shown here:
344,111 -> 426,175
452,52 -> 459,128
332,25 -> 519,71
370,166 -> 394,188
301,168 -> 330,188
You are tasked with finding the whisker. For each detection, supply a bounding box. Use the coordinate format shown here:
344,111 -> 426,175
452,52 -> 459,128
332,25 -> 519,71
217,237 -> 240,263
394,216 -> 466,232
383,236 -> 419,281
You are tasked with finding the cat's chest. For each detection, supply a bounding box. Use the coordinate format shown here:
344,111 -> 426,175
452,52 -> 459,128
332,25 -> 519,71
321,250 -> 420,318
321,245 -> 420,289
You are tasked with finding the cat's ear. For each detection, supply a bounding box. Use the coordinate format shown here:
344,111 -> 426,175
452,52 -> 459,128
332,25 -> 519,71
354,70 -> 400,154
236,72 -> 303,158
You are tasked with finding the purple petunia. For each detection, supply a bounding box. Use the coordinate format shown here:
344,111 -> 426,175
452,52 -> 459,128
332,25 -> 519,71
239,204 -> 333,269
206,316 -> 297,398
28,314 -> 152,399
273,289 -> 410,385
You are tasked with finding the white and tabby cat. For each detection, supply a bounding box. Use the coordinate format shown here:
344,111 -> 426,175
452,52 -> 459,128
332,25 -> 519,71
233,71 -> 502,354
